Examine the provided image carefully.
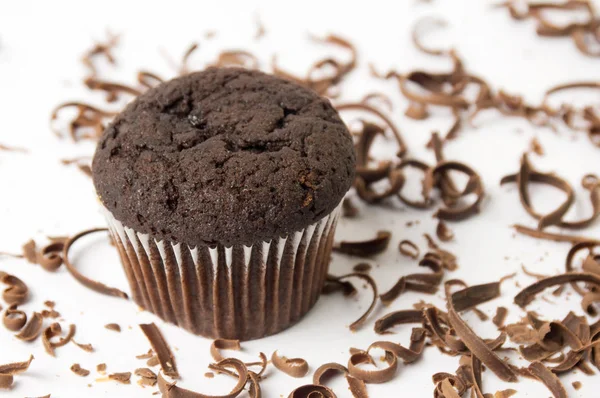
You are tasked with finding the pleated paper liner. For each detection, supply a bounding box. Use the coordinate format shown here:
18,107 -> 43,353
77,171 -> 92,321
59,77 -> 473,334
103,205 -> 340,340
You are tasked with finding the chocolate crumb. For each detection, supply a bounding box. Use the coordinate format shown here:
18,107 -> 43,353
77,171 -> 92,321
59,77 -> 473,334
493,307 -> 508,328
353,263 -> 372,273
204,372 -> 214,378
572,381 -> 582,390
104,323 -> 121,332
96,363 -> 106,374
108,372 -> 131,384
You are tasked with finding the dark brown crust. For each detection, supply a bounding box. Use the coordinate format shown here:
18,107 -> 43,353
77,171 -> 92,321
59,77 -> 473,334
93,68 -> 355,247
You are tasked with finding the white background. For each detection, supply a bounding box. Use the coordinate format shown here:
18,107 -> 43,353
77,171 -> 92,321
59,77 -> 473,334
1,0 -> 600,396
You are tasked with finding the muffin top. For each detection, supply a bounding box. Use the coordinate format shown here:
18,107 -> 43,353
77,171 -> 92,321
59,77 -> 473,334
93,68 -> 355,247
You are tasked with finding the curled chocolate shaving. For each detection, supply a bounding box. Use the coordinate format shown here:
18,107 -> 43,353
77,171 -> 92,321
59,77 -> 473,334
158,358 -> 248,398
333,230 -> 391,257
137,71 -> 164,89
140,323 -> 178,378
63,228 -> 128,298
136,349 -> 154,360
0,376 -> 12,389
0,272 -> 28,305
515,272 -> 600,308
355,169 -> 405,204
179,43 -> 199,75
71,364 -> 90,377
210,339 -> 241,362
493,307 -> 508,328
342,198 -> 359,218
0,355 -> 34,375
81,32 -> 119,77
348,349 -> 397,384
109,372 -> 132,384
322,275 -> 357,296
374,309 -> 424,334
436,220 -> 454,242
288,385 -> 337,398
15,312 -> 43,342
380,253 -> 444,305
412,17 -> 450,56
398,240 -> 420,259
271,351 -> 309,378
61,157 -> 93,179
42,323 -> 76,356
312,362 -> 367,398
528,362 -> 567,398
214,51 -> 259,69
3,305 -> 27,331
50,102 -> 118,141
329,273 -> 378,331
84,77 -> 142,102
512,224 -> 597,244
445,280 -> 517,382
361,92 -> 394,112
105,323 -> 121,332
369,329 -> 427,364
395,159 -> 434,209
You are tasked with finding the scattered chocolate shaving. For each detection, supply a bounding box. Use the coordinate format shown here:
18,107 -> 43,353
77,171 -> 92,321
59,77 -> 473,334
205,372 -> 214,378
137,71 -> 164,89
380,252 -> 445,305
515,272 -> 600,308
61,157 -> 93,179
96,363 -> 107,374
312,362 -> 367,398
328,273 -> 378,331
333,230 -> 391,257
288,385 -> 337,398
136,349 -> 154,360
374,309 -> 424,334
139,323 -> 178,378
528,361 -> 567,398
210,339 -> 241,362
15,312 -> 43,342
0,376 -> 13,390
445,280 -> 517,382
50,102 -> 118,141
214,51 -> 259,69
73,340 -> 94,352
436,220 -> 454,242
63,228 -> 128,298
572,381 -> 582,390
342,198 -> 359,218
513,224 -> 597,244
158,358 -> 248,398
361,92 -> 394,112
353,263 -> 372,273
135,368 -> 158,387
147,356 -> 160,367
105,323 -> 121,332
0,355 -> 34,375
0,272 -> 28,305
254,15 -> 266,40
22,240 -> 37,263
81,31 -> 119,77
71,364 -> 90,377
178,43 -> 199,75
322,275 -> 357,296
530,137 -> 544,155
109,372 -> 132,384
3,304 -> 27,331
348,348 -> 397,384
83,76 -> 142,102
493,307 -> 508,328
42,323 -> 76,356
271,351 -> 309,378
412,17 -> 450,56
398,239 -> 420,259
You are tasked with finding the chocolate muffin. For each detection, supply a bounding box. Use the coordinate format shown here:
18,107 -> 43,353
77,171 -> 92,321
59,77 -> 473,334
92,67 -> 355,340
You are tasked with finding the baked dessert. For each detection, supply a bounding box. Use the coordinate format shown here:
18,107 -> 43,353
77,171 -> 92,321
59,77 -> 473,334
92,67 -> 355,340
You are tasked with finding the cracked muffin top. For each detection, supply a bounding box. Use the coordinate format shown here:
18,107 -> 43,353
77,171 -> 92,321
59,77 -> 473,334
92,67 -> 355,247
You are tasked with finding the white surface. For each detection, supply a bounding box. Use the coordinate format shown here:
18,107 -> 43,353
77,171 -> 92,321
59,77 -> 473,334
1,0 -> 600,396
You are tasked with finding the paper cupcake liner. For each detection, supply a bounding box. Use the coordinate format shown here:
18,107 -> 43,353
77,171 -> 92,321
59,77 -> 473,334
103,205 -> 340,340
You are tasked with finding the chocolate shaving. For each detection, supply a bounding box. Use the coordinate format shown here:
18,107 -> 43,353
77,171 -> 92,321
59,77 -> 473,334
158,358 -> 248,398
446,280 -> 517,382
323,275 -> 357,296
348,348 -> 397,384
109,372 -> 132,384
147,356 -> 160,367
15,312 -> 43,341
369,329 -> 427,365
3,305 -> 27,331
63,228 -> 128,298
214,51 -> 259,69
342,198 -> 359,218
515,272 -> 600,308
288,385 -> 337,398
398,240 -> 420,259
50,102 -> 118,141
210,339 -> 241,362
81,31 -> 119,77
42,323 -> 76,356
97,363 -> 107,374
493,307 -> 508,328
528,361 -> 567,398
105,323 -> 121,332
140,323 -> 178,378
313,362 -> 367,398
71,364 -> 90,377
0,355 -> 34,375
73,340 -> 94,352
136,349 -> 154,360
0,376 -> 13,390
333,230 -> 391,257
361,92 -> 394,113
137,71 -> 164,89
179,43 -> 199,75
328,273 -> 378,331
513,224 -> 597,244
0,272 -> 28,305
353,263 -> 372,273
436,220 -> 454,242
572,381 -> 582,390
412,17 -> 450,56
271,351 -> 309,378
136,368 -> 158,387
374,309 -> 424,334
530,137 -> 545,155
